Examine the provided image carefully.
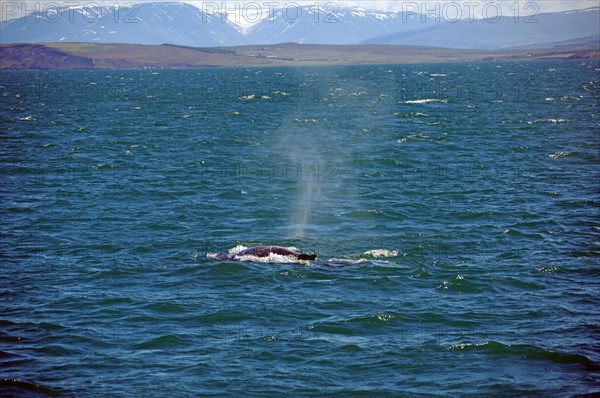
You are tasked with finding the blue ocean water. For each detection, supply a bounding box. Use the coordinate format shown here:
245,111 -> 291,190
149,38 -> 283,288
1,60 -> 599,397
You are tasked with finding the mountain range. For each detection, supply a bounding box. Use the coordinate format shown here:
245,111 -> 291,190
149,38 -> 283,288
1,3 -> 599,50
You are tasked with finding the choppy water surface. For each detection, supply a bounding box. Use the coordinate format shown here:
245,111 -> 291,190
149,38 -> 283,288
1,60 -> 599,397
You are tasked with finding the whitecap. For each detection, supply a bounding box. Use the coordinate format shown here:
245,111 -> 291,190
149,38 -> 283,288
448,342 -> 480,350
549,151 -> 574,159
228,245 -> 248,256
364,249 -> 399,258
536,119 -> 569,124
405,99 -> 448,104
560,95 -> 582,101
367,209 -> 384,215
397,133 -> 430,144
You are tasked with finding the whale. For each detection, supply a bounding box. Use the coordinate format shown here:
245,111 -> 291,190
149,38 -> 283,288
219,246 -> 317,262
237,246 -> 316,261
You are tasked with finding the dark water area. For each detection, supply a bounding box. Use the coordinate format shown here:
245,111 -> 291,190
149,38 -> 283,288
1,60 -> 599,397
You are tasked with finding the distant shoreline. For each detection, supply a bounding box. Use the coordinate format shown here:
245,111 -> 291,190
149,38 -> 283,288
1,42 -> 598,71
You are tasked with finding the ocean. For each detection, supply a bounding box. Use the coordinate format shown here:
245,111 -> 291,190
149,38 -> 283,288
1,60 -> 599,397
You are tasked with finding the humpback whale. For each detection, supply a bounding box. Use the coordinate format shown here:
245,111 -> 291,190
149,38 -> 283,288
219,246 -> 317,262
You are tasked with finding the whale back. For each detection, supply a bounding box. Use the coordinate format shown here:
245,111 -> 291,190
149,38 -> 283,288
237,246 -> 295,258
236,246 -> 316,261
297,253 -> 317,261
